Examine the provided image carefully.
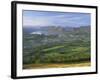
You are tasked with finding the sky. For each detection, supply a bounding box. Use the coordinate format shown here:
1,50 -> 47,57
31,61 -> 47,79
23,10 -> 91,27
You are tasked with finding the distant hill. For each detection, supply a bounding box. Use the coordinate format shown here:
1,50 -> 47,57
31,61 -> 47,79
23,25 -> 90,45
23,26 -> 90,34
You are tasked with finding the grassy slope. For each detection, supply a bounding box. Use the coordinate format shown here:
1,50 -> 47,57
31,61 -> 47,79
43,45 -> 64,51
23,41 -> 91,69
23,26 -> 91,69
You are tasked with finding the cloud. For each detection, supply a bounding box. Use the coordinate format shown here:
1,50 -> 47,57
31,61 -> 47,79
23,16 -> 53,27
23,10 -> 90,27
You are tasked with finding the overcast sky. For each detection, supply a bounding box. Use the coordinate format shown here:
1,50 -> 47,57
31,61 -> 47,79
23,10 -> 91,27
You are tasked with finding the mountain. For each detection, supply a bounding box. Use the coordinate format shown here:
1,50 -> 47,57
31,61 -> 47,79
23,26 -> 41,34
23,26 -> 76,35
23,25 -> 90,44
23,26 -> 90,42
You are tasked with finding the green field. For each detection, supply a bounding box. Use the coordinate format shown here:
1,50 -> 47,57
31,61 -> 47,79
23,40 -> 91,69
42,45 -> 64,52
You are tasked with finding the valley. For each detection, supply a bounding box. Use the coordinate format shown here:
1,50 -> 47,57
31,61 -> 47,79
23,26 -> 91,69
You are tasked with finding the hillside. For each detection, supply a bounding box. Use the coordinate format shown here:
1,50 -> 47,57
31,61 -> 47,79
23,26 -> 91,68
